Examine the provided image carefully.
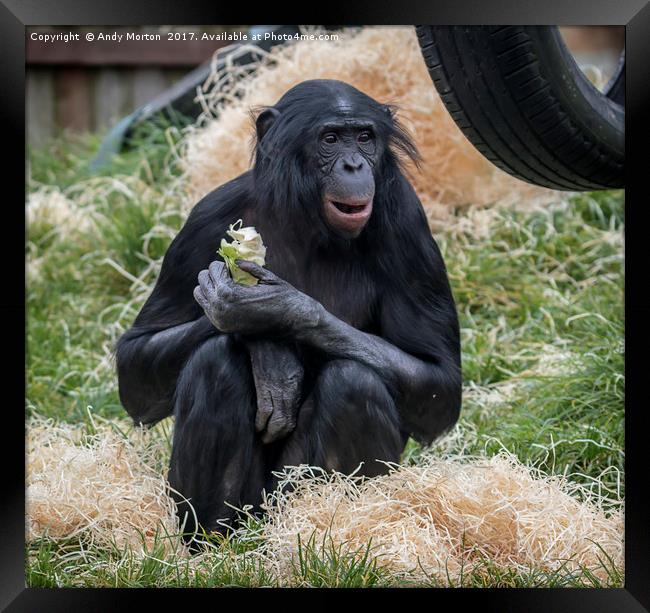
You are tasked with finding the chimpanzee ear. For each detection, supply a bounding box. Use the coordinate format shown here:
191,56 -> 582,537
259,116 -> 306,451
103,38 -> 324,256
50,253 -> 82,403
256,107 -> 281,142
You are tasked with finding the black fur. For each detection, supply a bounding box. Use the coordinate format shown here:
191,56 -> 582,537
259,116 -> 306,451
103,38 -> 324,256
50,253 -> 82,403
116,80 -> 461,542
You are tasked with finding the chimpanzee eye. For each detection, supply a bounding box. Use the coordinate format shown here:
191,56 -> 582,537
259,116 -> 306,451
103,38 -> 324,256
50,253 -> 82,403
322,133 -> 338,144
358,131 -> 373,143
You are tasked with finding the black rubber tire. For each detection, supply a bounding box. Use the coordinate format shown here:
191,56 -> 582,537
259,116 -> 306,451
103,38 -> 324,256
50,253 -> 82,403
604,49 -> 625,107
415,26 -> 625,190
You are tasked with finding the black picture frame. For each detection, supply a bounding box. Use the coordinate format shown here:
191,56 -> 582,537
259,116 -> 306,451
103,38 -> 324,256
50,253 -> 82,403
6,1 -> 648,609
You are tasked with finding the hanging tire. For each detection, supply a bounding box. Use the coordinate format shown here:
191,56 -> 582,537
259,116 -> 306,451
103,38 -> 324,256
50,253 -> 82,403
415,26 -> 625,190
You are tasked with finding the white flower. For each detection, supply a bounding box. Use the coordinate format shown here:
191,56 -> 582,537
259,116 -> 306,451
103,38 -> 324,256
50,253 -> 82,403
217,219 -> 267,285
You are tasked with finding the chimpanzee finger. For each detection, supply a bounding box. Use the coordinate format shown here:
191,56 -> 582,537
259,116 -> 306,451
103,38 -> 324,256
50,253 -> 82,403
209,260 -> 230,287
197,270 -> 214,296
262,413 -> 294,444
193,285 -> 208,309
255,402 -> 273,433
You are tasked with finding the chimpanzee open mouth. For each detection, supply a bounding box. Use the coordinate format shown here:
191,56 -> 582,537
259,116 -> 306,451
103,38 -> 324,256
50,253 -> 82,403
326,198 -> 372,216
323,198 -> 373,236
332,201 -> 367,214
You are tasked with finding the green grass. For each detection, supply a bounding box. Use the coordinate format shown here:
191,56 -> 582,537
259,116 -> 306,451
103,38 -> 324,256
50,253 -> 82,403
26,122 -> 624,587
26,527 -> 623,588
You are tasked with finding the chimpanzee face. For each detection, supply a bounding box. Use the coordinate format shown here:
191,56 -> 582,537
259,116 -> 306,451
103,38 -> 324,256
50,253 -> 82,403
317,114 -> 378,239
255,81 -> 412,241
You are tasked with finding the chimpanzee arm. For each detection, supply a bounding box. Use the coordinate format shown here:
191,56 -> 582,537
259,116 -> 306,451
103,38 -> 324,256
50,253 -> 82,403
117,173 -> 305,430
197,233 -> 461,445
116,179 -> 247,425
116,316 -> 218,425
295,296 -> 461,445
118,319 -> 305,432
116,188 -> 229,425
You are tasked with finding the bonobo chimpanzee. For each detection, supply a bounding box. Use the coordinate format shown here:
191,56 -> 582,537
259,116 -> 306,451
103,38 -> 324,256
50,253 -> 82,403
116,79 -> 461,540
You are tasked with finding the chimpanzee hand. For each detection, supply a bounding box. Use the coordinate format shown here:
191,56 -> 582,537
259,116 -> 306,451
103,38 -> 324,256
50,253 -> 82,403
193,260 -> 320,336
247,340 -> 304,444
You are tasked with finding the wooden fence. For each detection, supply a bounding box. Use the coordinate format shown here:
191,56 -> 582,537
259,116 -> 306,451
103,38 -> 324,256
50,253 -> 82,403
26,26 -> 236,145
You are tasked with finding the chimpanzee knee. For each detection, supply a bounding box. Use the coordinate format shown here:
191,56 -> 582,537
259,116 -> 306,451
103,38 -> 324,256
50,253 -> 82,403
168,334 -> 265,542
172,334 -> 251,425
311,359 -> 406,476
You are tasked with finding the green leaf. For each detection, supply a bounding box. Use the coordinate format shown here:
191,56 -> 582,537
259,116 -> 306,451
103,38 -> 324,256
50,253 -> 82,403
217,220 -> 267,286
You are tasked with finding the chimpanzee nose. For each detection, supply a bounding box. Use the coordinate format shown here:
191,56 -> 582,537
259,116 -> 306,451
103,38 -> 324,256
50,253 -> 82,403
342,154 -> 364,173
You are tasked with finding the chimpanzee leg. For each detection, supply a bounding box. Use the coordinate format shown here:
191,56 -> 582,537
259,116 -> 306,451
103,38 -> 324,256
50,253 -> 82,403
276,359 -> 407,477
167,334 -> 266,540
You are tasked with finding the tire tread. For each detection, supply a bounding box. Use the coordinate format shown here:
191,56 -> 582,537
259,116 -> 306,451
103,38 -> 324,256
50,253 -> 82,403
415,25 -> 624,190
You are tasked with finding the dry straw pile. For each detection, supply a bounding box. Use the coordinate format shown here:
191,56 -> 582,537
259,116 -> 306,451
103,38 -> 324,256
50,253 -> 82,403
26,419 -> 623,584
261,458 -> 623,584
27,418 -> 178,552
